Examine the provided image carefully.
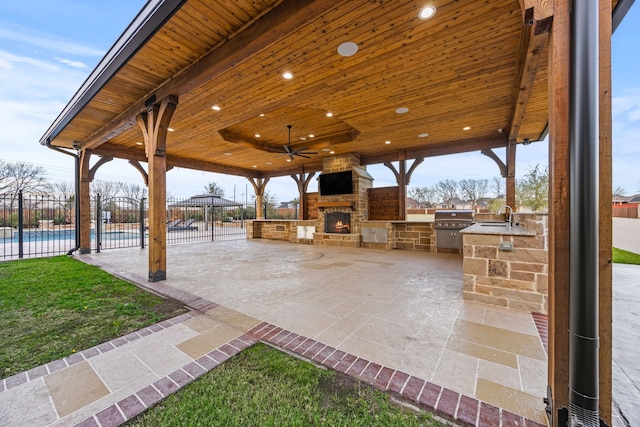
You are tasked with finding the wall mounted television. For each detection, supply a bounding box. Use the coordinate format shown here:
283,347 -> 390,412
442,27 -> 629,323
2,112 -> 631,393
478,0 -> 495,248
319,171 -> 353,196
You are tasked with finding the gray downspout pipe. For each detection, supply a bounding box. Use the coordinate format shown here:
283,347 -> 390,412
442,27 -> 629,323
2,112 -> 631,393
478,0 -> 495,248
45,140 -> 81,255
569,0 -> 600,425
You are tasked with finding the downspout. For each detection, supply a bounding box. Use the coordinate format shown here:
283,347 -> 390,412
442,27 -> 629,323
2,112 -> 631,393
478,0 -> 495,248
45,140 -> 81,255
569,0 -> 600,425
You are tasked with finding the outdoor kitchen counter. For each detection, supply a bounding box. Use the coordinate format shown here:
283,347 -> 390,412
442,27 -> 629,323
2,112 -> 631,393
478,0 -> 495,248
459,214 -> 549,314
460,222 -> 536,236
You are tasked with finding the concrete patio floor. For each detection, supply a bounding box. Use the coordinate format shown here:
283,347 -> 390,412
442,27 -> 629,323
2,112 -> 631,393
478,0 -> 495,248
85,239 -> 549,425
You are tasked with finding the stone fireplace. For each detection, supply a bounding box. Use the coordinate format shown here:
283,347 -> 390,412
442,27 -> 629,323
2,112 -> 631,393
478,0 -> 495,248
313,154 -> 373,247
325,212 -> 351,233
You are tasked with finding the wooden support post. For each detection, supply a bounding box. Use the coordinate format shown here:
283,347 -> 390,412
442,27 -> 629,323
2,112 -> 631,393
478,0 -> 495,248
78,149 -> 92,254
506,141 -> 517,209
598,0 -> 613,422
548,2 -> 571,423
248,177 -> 270,219
290,168 -> 315,220
384,156 -> 424,220
136,95 -> 178,282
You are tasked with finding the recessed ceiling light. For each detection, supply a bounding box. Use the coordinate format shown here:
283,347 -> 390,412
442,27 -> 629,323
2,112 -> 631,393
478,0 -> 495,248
322,148 -> 331,152
286,159 -> 291,162
211,105 -> 221,111
300,137 -> 307,141
418,133 -> 429,138
326,112 -> 333,117
418,5 -> 436,20
135,142 -> 143,146
253,165 -> 257,168
309,134 -> 314,138
282,71 -> 294,79
168,128 -> 175,132
395,107 -> 409,114
337,41 -> 359,57
330,150 -> 335,154
463,126 -> 471,131
385,140 -> 391,145
255,134 -> 261,138
266,162 -> 272,165
224,152 -> 233,156
259,113 -> 265,117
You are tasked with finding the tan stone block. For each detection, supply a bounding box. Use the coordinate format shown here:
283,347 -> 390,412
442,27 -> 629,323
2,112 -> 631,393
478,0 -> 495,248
509,262 -> 546,273
475,284 -> 494,295
492,288 -> 544,304
464,234 -> 502,246
463,258 -> 488,276
512,236 -> 546,249
498,248 -> 548,264
502,278 -> 537,291
475,245 -> 498,260
463,274 -> 476,291
507,299 -> 544,313
400,231 -> 420,239
537,274 -> 549,293
488,260 -> 508,277
396,242 -> 414,250
463,291 -> 508,307
463,245 -> 473,258
509,270 -> 536,282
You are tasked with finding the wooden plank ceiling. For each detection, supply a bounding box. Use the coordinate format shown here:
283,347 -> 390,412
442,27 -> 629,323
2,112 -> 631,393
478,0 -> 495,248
42,0 -> 620,178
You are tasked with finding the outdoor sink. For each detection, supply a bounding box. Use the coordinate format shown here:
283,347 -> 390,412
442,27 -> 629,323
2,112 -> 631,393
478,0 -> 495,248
480,223 -> 509,227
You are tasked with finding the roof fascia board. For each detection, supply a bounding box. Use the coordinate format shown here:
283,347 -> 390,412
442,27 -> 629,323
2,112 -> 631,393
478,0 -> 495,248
40,0 -> 187,146
613,0 -> 636,32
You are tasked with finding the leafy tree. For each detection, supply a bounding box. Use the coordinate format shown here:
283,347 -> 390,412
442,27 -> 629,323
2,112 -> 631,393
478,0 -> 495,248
459,179 -> 488,209
262,191 -> 279,218
517,164 -> 549,212
408,186 -> 436,207
434,179 -> 459,207
204,182 -> 225,196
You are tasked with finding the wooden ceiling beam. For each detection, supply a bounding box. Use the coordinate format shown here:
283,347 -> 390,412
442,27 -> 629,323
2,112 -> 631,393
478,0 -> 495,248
360,136 -> 509,166
80,0 -> 347,151
519,0 -> 554,21
509,5 -> 553,142
91,143 -> 259,178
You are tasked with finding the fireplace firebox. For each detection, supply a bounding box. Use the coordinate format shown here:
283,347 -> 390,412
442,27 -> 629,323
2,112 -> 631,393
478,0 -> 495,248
325,212 -> 351,234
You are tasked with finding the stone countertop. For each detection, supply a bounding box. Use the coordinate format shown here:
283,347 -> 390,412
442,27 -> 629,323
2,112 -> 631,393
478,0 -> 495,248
461,222 -> 536,236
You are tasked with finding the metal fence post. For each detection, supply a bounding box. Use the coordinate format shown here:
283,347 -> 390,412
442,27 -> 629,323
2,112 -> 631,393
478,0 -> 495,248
18,191 -> 24,259
140,198 -> 146,249
96,194 -> 102,253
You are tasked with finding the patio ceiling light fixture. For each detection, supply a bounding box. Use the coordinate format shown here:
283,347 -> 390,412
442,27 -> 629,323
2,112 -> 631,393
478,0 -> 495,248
211,105 -> 221,111
418,133 -> 429,138
395,107 -> 409,114
418,5 -> 436,20
282,71 -> 294,79
337,41 -> 358,57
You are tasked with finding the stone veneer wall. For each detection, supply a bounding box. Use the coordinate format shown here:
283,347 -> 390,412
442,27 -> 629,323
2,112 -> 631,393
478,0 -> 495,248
394,222 -> 434,251
463,214 -> 548,313
246,220 -> 316,244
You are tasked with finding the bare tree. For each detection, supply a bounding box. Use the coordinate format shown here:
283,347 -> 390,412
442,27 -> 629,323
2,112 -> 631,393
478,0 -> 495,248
434,179 -> 459,207
50,181 -> 75,224
121,182 -> 148,201
459,179 -> 488,209
408,186 -> 436,207
492,176 -> 505,198
613,185 -> 626,196
91,180 -> 122,200
0,160 -> 48,195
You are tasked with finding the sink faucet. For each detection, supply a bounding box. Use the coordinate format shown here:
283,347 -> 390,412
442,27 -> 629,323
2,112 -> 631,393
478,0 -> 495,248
497,205 -> 513,228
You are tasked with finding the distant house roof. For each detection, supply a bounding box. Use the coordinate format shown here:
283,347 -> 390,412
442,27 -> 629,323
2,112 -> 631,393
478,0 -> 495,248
169,194 -> 242,208
628,194 -> 640,203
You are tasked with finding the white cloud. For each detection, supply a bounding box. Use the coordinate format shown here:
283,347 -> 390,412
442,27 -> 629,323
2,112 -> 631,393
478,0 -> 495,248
0,24 -> 105,57
55,57 -> 88,69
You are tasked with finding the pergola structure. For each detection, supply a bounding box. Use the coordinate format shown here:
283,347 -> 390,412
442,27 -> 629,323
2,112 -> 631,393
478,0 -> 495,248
40,0 -> 635,425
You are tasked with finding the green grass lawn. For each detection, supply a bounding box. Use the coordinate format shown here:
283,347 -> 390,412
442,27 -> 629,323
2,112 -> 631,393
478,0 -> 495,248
612,247 -> 640,265
126,343 -> 447,427
0,256 -> 187,379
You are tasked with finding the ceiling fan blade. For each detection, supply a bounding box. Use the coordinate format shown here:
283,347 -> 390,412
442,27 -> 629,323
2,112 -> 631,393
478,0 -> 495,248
283,144 -> 292,153
298,151 -> 317,155
295,153 -> 312,158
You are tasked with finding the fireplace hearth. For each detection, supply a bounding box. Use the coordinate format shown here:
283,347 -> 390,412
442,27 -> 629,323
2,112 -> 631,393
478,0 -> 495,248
325,212 -> 351,234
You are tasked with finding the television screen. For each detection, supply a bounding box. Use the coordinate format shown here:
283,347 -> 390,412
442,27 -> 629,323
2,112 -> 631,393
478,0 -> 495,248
319,171 -> 353,196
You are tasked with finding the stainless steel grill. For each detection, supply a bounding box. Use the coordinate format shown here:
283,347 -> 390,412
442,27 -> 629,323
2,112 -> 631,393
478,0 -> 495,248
434,210 -> 474,249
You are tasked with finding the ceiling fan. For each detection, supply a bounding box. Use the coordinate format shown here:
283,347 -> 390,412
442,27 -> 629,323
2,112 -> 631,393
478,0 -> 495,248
283,124 -> 317,159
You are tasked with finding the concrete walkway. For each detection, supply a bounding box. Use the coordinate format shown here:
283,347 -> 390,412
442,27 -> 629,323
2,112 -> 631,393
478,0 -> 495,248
0,240 -> 549,426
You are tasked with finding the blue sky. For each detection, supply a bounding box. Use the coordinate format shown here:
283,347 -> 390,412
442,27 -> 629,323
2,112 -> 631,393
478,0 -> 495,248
0,1 -> 638,201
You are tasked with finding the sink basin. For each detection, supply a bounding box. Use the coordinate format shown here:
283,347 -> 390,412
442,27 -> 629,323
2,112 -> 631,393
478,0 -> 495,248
480,223 -> 508,227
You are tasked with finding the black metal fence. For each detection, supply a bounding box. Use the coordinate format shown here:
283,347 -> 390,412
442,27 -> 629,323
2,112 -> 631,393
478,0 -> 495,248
1,192 -> 249,260
1,191 -> 77,259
